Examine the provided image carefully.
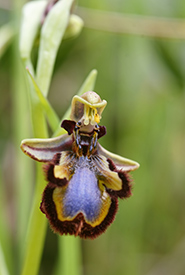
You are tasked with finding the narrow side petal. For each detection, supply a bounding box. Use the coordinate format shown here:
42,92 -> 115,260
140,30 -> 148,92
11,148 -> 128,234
20,134 -> 73,162
97,143 -> 140,172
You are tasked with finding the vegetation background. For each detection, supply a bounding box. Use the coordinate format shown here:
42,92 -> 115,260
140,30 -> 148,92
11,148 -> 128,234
0,0 -> 185,275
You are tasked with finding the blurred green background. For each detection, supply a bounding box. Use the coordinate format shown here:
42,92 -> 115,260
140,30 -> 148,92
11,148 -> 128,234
1,0 -> 185,275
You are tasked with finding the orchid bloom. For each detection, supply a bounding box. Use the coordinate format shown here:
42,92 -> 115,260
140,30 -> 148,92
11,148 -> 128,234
21,91 -> 139,239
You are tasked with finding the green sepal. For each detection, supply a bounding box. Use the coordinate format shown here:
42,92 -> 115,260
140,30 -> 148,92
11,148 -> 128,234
54,69 -> 98,137
70,93 -> 107,125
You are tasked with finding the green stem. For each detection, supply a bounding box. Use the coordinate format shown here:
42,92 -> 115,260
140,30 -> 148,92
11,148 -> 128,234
11,0 -> 33,270
19,2 -> 86,274
0,242 -> 10,275
20,62 -> 97,275
56,236 -> 82,275
21,164 -> 47,275
20,60 -> 48,275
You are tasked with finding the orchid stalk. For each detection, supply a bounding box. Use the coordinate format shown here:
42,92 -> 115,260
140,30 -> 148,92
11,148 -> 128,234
19,1 -> 85,274
18,1 -> 139,275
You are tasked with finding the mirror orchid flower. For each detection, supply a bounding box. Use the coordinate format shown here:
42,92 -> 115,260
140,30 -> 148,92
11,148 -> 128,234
21,91 -> 139,239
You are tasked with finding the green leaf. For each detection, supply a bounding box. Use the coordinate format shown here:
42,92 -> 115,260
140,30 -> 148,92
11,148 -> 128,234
19,0 -> 47,60
36,0 -> 74,97
26,68 -> 60,133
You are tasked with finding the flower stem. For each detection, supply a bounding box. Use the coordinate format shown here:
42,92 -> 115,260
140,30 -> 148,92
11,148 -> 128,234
56,236 -> 82,275
21,164 -> 47,275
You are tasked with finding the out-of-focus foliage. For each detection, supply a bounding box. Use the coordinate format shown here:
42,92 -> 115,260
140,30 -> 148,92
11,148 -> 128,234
0,0 -> 185,275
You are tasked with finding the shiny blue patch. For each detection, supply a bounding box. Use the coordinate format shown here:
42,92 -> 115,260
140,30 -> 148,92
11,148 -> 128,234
62,159 -> 102,223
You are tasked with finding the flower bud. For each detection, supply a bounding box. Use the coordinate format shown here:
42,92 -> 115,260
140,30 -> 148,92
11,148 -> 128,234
63,14 -> 84,40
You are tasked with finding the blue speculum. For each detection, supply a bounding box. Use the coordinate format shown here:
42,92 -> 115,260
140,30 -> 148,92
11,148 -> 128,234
63,165 -> 102,222
20,91 -> 139,239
